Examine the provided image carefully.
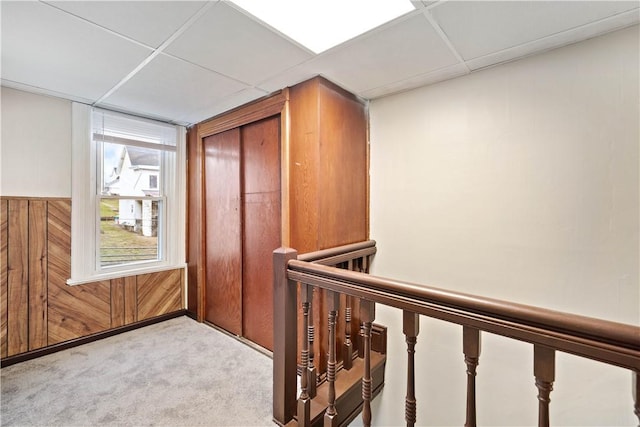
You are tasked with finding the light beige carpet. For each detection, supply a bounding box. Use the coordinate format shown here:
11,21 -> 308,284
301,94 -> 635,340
1,316 -> 275,426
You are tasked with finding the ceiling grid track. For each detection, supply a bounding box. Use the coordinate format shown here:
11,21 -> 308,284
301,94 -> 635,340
422,8 -> 471,74
92,1 -> 217,108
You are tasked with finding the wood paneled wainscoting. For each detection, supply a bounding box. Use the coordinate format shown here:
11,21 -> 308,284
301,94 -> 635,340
0,197 -> 184,363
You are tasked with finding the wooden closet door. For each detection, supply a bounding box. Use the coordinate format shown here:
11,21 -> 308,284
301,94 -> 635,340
204,128 -> 242,335
241,116 -> 281,351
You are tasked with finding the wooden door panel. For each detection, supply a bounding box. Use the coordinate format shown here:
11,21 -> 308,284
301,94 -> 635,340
204,128 -> 242,336
242,191 -> 280,350
242,116 -> 280,194
241,116 -> 281,350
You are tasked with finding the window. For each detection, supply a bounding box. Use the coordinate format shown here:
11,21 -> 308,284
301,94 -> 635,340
70,104 -> 185,285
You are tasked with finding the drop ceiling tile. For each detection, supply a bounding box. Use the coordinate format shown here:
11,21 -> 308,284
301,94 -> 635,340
360,63 -> 469,99
45,1 -> 208,48
99,53 -> 249,124
305,12 -> 459,93
465,10 -> 640,70
431,1 -> 640,60
185,87 -> 270,124
164,1 -> 313,85
1,1 -> 152,101
255,63 -> 319,94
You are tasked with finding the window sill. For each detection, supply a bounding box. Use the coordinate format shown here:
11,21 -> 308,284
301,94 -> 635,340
66,262 -> 187,286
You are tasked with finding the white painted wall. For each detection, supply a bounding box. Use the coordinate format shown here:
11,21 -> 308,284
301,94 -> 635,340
1,87 -> 72,197
362,25 -> 639,426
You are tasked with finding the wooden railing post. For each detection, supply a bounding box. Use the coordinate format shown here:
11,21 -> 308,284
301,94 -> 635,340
463,326 -> 481,427
403,311 -> 420,427
324,290 -> 340,427
534,345 -> 555,427
273,248 -> 298,426
361,299 -> 376,427
298,283 -> 312,426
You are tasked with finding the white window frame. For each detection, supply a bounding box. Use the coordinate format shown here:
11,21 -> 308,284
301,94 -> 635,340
68,103 -> 186,285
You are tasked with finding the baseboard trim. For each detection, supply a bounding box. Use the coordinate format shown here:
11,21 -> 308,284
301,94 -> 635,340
1,310 -> 187,368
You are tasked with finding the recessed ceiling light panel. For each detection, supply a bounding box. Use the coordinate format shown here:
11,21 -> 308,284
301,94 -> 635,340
230,0 -> 415,53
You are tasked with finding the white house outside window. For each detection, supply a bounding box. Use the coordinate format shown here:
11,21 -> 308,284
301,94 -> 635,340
69,104 -> 186,285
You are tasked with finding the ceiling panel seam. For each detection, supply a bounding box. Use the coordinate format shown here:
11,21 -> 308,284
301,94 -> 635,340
159,51 -> 258,89
92,1 -> 217,107
423,10 -> 470,73
39,1 -> 153,51
464,9 -> 640,71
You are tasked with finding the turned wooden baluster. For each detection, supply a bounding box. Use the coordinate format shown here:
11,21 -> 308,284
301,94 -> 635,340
404,311 -> 419,427
343,260 -> 354,370
534,345 -> 555,427
324,291 -> 340,427
363,254 -> 370,273
463,327 -> 481,427
298,284 -> 312,426
307,288 -> 317,399
361,299 -> 376,427
343,295 -> 353,370
633,370 -> 639,427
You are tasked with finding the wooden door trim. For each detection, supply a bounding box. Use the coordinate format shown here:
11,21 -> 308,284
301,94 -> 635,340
197,90 -> 288,139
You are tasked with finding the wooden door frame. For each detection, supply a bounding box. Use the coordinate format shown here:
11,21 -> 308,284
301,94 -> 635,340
189,89 -> 291,322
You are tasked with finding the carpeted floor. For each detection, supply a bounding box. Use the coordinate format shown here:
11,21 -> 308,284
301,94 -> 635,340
1,316 -> 275,426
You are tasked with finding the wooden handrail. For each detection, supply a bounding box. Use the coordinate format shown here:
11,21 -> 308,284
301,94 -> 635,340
287,260 -> 639,370
273,244 -> 640,426
297,240 -> 377,264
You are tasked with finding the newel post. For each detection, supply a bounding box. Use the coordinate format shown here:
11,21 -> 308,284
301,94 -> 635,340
273,247 -> 298,426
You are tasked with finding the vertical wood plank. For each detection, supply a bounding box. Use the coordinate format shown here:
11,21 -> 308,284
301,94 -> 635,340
186,125 -> 203,320
28,200 -> 48,350
7,200 -> 29,355
111,277 -> 125,328
1,199 -> 8,358
124,275 -> 137,324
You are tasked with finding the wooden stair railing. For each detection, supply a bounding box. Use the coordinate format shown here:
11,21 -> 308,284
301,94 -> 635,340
274,241 -> 383,427
273,243 -> 640,427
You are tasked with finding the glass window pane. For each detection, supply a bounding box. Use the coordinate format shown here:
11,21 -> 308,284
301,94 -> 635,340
101,143 -> 161,197
100,198 -> 160,267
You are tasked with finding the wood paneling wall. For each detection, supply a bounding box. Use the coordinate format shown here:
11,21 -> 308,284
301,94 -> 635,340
0,197 -> 184,359
1,200 -> 8,357
288,77 -> 368,253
